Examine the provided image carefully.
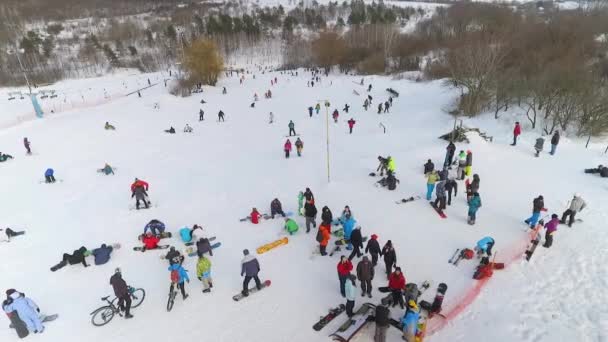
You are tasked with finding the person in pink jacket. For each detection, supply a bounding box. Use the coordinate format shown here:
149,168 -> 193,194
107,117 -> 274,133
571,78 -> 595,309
284,139 -> 292,158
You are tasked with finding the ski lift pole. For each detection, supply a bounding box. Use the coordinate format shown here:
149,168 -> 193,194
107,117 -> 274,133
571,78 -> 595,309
319,99 -> 331,183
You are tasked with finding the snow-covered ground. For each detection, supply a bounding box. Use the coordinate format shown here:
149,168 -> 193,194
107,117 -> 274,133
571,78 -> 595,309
0,69 -> 607,342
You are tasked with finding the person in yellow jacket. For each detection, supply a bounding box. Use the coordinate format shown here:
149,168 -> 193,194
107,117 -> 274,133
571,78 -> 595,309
387,157 -> 396,173
426,170 -> 439,200
284,218 -> 299,235
196,255 -> 213,293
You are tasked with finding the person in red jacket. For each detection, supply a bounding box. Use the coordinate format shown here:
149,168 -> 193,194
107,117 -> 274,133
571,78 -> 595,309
347,118 -> 356,134
332,109 -> 339,123
250,208 -> 262,224
284,139 -> 292,158
512,122 -> 521,146
142,232 -> 160,250
318,224 -> 331,256
388,267 -> 406,308
337,255 -> 353,297
130,178 -> 149,192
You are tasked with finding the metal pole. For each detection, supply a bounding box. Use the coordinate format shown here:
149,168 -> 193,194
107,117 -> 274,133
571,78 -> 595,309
325,101 -> 330,183
14,48 -> 32,94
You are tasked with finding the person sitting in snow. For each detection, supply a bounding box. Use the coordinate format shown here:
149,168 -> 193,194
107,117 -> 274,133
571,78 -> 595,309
183,124 -> 193,133
179,225 -> 203,244
270,199 -> 286,219
44,168 -> 56,183
377,171 -> 400,190
132,183 -> 149,210
284,218 -> 299,235
91,244 -> 114,265
584,165 -> 608,178
164,126 -> 176,134
141,232 -> 160,251
2,290 -> 44,334
0,152 -> 13,162
196,236 -> 214,257
104,122 -> 116,130
143,219 -> 165,236
250,208 -> 262,224
97,163 -> 114,175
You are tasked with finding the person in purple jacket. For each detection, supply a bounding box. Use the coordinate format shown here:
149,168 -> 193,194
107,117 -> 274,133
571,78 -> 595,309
543,214 -> 559,248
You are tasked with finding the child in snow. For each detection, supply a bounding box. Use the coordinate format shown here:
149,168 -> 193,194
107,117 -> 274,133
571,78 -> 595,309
543,214 -> 560,248
44,168 -> 56,183
270,198 -> 286,219
199,110 -> 204,121
169,263 -> 189,300
250,208 -> 262,224
196,255 -> 213,293
318,224 -> 331,256
475,236 -> 495,257
142,232 -> 160,250
284,218 -> 299,235
467,192 -> 482,225
2,290 -> 44,333
295,138 -> 303,156
179,225 -> 203,244
284,139 -> 292,158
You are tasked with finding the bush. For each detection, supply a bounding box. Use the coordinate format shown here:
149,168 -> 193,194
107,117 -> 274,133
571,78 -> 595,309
182,38 -> 224,86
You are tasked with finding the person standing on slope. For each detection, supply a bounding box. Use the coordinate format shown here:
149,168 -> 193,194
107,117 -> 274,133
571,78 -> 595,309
168,262 -> 189,300
373,304 -> 390,342
196,255 -> 213,293
550,131 -> 560,155
356,256 -> 374,298
308,106 -> 313,117
295,138 -> 303,156
23,137 -> 32,155
288,120 -> 296,136
348,226 -> 364,260
131,185 -> 148,208
534,136 -> 544,157
344,274 -> 357,317
465,150 -> 473,177
561,194 -> 586,227
365,234 -> 381,266
284,139 -> 292,158
543,214 -> 560,248
337,256 -> 353,297
524,195 -> 545,229
269,112 -> 273,124
456,150 -> 466,180
467,192 -> 482,225
445,177 -> 458,206
425,170 -> 439,201
110,268 -> 133,319
444,141 -> 456,168
304,201 -> 317,233
241,249 -> 262,296
401,300 -> 420,342
199,109 -> 204,121
347,118 -> 356,134
381,240 -> 397,278
218,110 -> 225,122
2,289 -> 45,333
512,122 -> 521,146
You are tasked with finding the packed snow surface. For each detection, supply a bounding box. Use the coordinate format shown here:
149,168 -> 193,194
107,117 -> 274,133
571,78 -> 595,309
0,69 -> 607,342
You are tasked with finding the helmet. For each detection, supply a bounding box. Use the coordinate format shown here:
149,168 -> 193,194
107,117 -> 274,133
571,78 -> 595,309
408,300 -> 418,310
115,267 -> 121,274
170,246 -> 175,251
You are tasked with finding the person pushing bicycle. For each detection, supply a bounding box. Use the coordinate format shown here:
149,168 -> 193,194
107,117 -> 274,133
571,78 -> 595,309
110,268 -> 133,319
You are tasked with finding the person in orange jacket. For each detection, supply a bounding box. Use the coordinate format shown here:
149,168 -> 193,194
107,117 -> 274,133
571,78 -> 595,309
284,139 -> 292,158
250,208 -> 262,224
318,224 -> 331,256
130,178 -> 149,192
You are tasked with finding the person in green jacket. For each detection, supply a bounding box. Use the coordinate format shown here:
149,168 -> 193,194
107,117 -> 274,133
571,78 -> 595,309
196,255 -> 213,293
387,157 -> 396,174
426,170 -> 439,200
284,218 -> 299,235
298,191 -> 305,216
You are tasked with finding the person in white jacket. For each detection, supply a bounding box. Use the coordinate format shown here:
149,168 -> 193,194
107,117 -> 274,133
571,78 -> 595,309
344,274 -> 357,317
561,194 -> 586,227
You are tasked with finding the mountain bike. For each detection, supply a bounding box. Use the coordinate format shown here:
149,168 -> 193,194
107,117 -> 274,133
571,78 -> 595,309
90,287 -> 145,326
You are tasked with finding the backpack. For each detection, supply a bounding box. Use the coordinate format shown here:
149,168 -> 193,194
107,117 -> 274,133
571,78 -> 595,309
170,269 -> 180,283
316,229 -> 323,242
462,248 -> 475,260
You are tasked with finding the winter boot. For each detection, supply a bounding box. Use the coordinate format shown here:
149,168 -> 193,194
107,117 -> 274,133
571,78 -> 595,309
203,289 -> 211,293
183,293 -> 189,300
125,314 -> 134,319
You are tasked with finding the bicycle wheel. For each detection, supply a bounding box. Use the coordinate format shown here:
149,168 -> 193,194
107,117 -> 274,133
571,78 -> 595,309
130,288 -> 146,308
166,290 -> 176,312
91,306 -> 115,327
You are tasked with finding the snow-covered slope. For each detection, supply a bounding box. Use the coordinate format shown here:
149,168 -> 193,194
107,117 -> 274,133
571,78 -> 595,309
0,70 -> 606,342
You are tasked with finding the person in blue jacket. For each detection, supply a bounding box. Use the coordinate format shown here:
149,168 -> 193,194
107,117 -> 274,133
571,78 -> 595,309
92,244 -> 114,265
44,168 -> 56,183
179,225 -> 202,244
475,237 -> 495,257
168,263 -> 189,300
144,219 -> 165,236
401,300 -> 420,342
334,207 -> 356,244
2,290 -> 44,333
467,192 -> 482,225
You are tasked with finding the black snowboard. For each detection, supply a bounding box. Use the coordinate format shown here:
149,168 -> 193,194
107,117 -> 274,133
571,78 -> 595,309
313,304 -> 346,331
6,311 -> 28,338
133,245 -> 170,252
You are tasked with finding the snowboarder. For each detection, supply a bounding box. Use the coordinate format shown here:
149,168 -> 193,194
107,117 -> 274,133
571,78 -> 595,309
365,234 -> 381,266
475,236 -> 495,257
304,201 -> 317,233
381,240 -> 397,278
534,137 -> 544,157
321,206 -> 332,225
44,168 -> 56,183
445,141 -> 456,168
288,120 -> 296,136
183,124 -> 193,133
373,304 -> 390,342
387,267 -> 406,308
104,122 -> 116,130
401,300 -> 420,342
97,163 -> 114,175
284,218 -> 299,235
584,165 -> 608,177
164,127 -> 176,134
269,112 -> 274,124
141,232 -> 160,250
348,226 -> 364,260
179,225 -> 202,244
199,109 -> 204,121
456,150 -> 466,180
524,195 -> 545,228
92,244 -> 114,265
284,139 -> 292,158
270,198 -> 286,219
377,103 -> 383,114
356,256 -> 374,298
250,208 -> 262,224
445,177 -> 458,206
424,159 -> 434,174
543,214 -> 559,248
132,182 -> 149,210
240,249 -> 262,297
308,106 -> 313,117
196,255 -> 213,293
52,246 -> 89,271
465,150 -> 473,177
337,256 -> 353,297
561,194 -> 586,227
344,274 -> 357,317
332,109 -> 339,123
218,110 -> 225,122
347,118 -> 356,134
169,262 -> 189,300
295,138 -> 303,156
23,137 -> 31,155
433,179 -> 447,212
425,170 -> 439,201
368,84 -> 372,92
0,152 -> 13,162
110,268 -> 133,319
2,290 -> 44,333
550,131 -> 560,155
512,122 -> 521,146
165,247 -> 185,265
144,219 -> 165,236
343,104 -> 350,113
467,192 -> 482,225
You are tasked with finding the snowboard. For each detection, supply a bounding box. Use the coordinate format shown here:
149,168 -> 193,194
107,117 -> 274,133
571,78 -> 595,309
39,179 -> 63,184
138,231 -> 172,241
183,236 -> 216,247
7,313 -> 57,330
448,249 -> 461,263
430,202 -> 447,219
328,246 -> 341,257
232,280 -> 271,301
525,226 -> 543,261
239,214 -> 269,222
312,304 -> 346,331
187,242 -> 221,257
133,245 -> 170,252
285,135 -> 300,137
451,249 -> 466,266
396,196 -> 421,204
6,311 -> 28,338
256,237 -> 288,254
129,202 -> 157,211
335,236 -> 368,246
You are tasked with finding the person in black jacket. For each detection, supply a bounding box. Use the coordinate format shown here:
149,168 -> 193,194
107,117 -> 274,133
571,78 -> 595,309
445,178 -> 458,206
585,165 -> 608,177
110,268 -> 133,318
381,240 -> 397,278
196,237 -> 213,257
348,227 -> 364,260
525,195 -> 545,228
423,159 -> 434,174
373,304 -> 390,342
304,202 -> 317,233
365,234 -> 381,266
52,246 -> 89,271
444,141 -> 456,168
321,206 -> 333,225
550,131 -> 560,155
165,247 -> 184,265
270,198 -> 286,219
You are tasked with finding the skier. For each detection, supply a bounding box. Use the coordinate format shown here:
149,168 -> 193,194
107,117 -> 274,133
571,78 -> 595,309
179,225 -> 202,244
288,120 -> 296,136
284,218 -> 299,235
347,118 -> 356,134
467,192 -> 482,225
534,136 -> 544,157
512,122 -> 521,146
381,240 -> 397,278
337,256 -> 353,297
110,268 -> 133,319
164,127 -> 176,134
424,159 -> 434,174
97,163 -> 114,175
321,206 -> 333,225
304,201 -> 317,233
524,195 -> 545,228
445,141 -> 456,168
343,104 -> 350,113
332,109 -> 339,123
269,112 -> 274,124
44,168 -> 56,183
196,236 -> 214,257
308,106 -> 313,117
295,138 -> 303,156
377,103 -> 383,114
168,262 -> 189,300
543,214 -> 559,248
183,124 -> 193,133
23,137 -> 31,155
456,150 -> 466,180
141,232 -> 160,250
2,290 -> 44,333
284,139 -> 292,158
561,194 -> 586,227
315,103 -> 321,114
104,122 -> 116,130
433,178 -> 447,212
165,247 -> 185,265
365,234 -> 381,266
465,150 -> 473,177
250,208 -> 262,224
387,267 -> 406,309
240,249 -> 262,296
584,164 -> 608,177
317,223 -> 331,255
550,131 -> 560,155
218,110 -> 225,122
384,101 -> 389,113
401,300 -> 420,342
356,256 -> 374,298
196,255 -> 213,293
199,109 -> 204,121
344,274 -> 357,317
425,170 -> 439,201
373,304 -> 390,342
348,226 -> 364,260
52,246 -> 89,271
475,236 -> 495,257
92,244 -> 114,265
0,152 -> 13,162
445,177 -> 458,206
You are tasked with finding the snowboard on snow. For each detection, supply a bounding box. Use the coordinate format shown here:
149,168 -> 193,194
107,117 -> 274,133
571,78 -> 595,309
232,280 -> 271,301
8,313 -> 58,330
182,236 -> 215,247
380,281 -> 431,306
138,231 -> 172,241
6,311 -> 29,338
396,196 -> 421,204
328,246 -> 341,257
430,202 -> 447,219
448,249 -> 461,263
312,304 -> 346,331
186,242 -> 221,257
239,212 -> 294,222
133,245 -> 170,252
525,225 -> 544,261
335,236 -> 368,246
129,202 -> 157,211
330,303 -> 375,341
